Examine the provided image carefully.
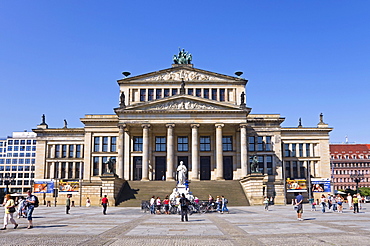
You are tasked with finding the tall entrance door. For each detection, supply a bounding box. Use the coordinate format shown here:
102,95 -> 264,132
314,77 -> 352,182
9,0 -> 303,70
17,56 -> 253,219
133,156 -> 142,180
177,156 -> 188,181
223,156 -> 233,180
200,156 -> 211,180
155,156 -> 166,180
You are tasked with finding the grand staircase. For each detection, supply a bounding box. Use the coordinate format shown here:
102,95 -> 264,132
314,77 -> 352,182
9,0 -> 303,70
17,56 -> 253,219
117,180 -> 249,207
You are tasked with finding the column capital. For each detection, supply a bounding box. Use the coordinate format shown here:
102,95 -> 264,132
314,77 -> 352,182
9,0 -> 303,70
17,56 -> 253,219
119,124 -> 129,132
215,123 -> 224,128
141,123 -> 151,129
190,124 -> 200,129
166,123 -> 175,129
240,124 -> 248,129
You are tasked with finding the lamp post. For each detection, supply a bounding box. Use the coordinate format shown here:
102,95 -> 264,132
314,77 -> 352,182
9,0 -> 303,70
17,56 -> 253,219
1,173 -> 15,194
350,171 -> 364,193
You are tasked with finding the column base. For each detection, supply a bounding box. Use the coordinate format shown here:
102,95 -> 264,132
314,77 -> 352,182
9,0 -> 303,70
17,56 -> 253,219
191,178 -> 200,181
141,178 -> 150,181
216,177 -> 225,181
166,177 -> 175,181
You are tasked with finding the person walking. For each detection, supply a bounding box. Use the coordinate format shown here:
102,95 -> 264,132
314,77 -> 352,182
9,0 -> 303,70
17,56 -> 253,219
221,195 -> 229,214
295,192 -> 304,221
179,193 -> 189,222
347,193 -> 353,210
150,196 -> 155,214
101,195 -> 109,215
263,197 -> 269,211
163,196 -> 170,215
320,194 -> 327,213
353,195 -> 359,214
24,190 -> 37,229
1,194 -> 18,230
86,197 -> 91,207
66,195 -> 71,214
336,195 -> 344,213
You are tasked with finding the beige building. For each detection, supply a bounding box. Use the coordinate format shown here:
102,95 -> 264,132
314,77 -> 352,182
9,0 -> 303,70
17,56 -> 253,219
33,56 -> 333,205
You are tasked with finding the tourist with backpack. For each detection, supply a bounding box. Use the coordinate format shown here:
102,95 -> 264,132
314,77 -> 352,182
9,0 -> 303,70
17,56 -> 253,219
221,195 -> 229,214
24,190 -> 38,229
179,193 -> 189,222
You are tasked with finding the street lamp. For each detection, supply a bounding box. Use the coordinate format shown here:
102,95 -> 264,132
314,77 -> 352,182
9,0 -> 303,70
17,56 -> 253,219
350,170 -> 364,193
0,173 -> 15,194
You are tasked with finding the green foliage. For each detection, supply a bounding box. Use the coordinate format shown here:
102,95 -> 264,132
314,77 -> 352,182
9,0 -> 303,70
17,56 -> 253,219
359,187 -> 370,197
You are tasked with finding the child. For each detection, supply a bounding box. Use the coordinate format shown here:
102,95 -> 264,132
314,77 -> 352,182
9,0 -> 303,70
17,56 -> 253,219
263,197 -> 269,211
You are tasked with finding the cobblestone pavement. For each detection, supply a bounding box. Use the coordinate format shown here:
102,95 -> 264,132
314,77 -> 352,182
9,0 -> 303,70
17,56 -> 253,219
1,204 -> 370,245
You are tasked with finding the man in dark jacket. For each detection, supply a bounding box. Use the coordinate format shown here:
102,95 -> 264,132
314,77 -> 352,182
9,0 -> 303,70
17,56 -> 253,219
179,193 -> 189,222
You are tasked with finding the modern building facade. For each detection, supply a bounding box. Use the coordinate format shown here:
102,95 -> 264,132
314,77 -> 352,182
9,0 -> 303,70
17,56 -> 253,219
330,144 -> 370,191
0,131 -> 37,194
32,53 -> 333,205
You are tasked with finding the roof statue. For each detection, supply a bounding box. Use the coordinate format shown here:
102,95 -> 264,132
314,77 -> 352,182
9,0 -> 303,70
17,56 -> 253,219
173,48 -> 192,64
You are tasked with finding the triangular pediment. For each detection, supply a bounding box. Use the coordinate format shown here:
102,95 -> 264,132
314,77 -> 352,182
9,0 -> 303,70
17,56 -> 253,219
118,65 -> 245,83
122,95 -> 246,112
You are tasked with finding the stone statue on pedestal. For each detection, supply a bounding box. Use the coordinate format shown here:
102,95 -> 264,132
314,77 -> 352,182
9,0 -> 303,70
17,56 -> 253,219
177,161 -> 187,186
251,156 -> 259,173
104,157 -> 116,174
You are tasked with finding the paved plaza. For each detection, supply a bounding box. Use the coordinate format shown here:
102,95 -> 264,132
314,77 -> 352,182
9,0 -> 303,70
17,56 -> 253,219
1,204 -> 370,245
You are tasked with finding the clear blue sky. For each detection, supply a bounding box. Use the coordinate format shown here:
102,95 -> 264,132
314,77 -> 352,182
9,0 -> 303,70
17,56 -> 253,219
1,1 -> 369,143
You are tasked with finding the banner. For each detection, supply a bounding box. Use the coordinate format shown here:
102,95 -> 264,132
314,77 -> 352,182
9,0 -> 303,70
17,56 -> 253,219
286,179 -> 307,192
58,180 -> 79,193
33,179 -> 54,193
311,178 -> 331,192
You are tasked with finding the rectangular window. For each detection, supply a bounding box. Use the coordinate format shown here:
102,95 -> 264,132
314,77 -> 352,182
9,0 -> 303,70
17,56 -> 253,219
258,156 -> 264,173
299,144 -> 303,157
292,161 -> 298,178
93,157 -> 99,176
5,166 -> 10,171
248,136 -> 255,152
24,180 -> 29,186
219,89 -> 225,101
111,137 -> 117,152
257,136 -> 263,151
222,136 -> 233,152
75,162 -> 80,179
27,140 -> 32,145
266,156 -> 273,175
13,153 -> 18,157
0,159 -> 4,164
12,165 -> 17,171
291,144 -> 296,157
204,89 -> 209,99
26,146 -> 31,151
33,140 -> 36,145
55,162 -> 59,178
200,136 -> 211,151
76,145 -> 82,158
62,145 -> 67,158
133,137 -> 143,151
12,159 -> 17,164
68,162 -> 73,178
20,140 -> 25,145
6,159 -> 11,164
155,137 -> 166,152
285,161 -> 290,178
61,162 -> 66,179
26,153 -> 30,157
187,88 -> 193,96
69,145 -> 74,158
7,146 -> 12,151
164,89 -> 170,97
156,89 -> 162,99
18,173 -> 23,178
94,137 -> 100,152
140,89 -> 146,101
196,88 -> 201,97
8,140 -> 13,145
14,146 -> 19,151
25,165 -> 30,171
265,136 -> 272,151
19,159 -> 24,164
102,137 -> 108,152
306,144 -> 310,157
172,89 -> 178,96
299,161 -> 305,178
177,137 -> 189,152
148,89 -> 154,101
284,144 -> 290,157
55,145 -> 60,158
17,180 -> 22,185
212,89 -> 217,100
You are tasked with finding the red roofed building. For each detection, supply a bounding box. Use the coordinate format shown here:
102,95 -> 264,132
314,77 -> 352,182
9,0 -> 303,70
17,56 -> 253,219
330,144 -> 370,190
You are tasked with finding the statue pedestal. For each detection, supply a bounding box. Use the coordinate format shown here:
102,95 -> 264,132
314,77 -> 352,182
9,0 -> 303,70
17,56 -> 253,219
240,174 -> 265,206
100,173 -> 125,206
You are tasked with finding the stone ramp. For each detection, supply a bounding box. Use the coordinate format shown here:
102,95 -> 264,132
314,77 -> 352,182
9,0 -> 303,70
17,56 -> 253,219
117,180 -> 249,207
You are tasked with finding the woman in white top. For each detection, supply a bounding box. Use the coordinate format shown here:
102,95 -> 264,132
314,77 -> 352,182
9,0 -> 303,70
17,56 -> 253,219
347,194 -> 353,209
320,194 -> 327,213
1,194 -> 18,230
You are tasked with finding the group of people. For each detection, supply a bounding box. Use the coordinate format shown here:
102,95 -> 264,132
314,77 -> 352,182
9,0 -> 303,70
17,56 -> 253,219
207,194 -> 229,214
295,192 -> 366,221
1,190 -> 37,230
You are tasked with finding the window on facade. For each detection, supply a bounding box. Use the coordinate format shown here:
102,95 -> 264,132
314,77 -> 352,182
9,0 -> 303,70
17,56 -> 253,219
299,161 -> 305,178
111,137 -> 117,152
222,136 -> 233,151
258,156 -> 264,173
62,145 -> 67,158
172,89 -> 178,96
12,159 -> 17,164
93,157 -> 99,176
155,137 -> 166,152
212,89 -> 217,100
265,136 -> 272,151
292,161 -> 298,178
75,162 -> 80,179
32,146 -> 36,151
291,144 -> 296,157
94,137 -> 100,152
178,137 -> 188,152
26,153 -> 30,157
69,145 -> 74,158
14,146 -> 19,151
148,89 -> 154,101
133,137 -> 143,151
27,140 -> 31,145
54,162 -> 59,178
187,88 -> 193,96
33,140 -> 36,145
299,144 -> 303,157
156,89 -> 162,99
204,89 -> 209,99
200,136 -> 211,151
140,89 -> 146,101
26,146 -> 31,151
306,144 -> 310,157
76,145 -> 82,158
257,136 -> 263,151
102,137 -> 108,152
18,173 -> 23,178
61,162 -> 66,179
14,140 -> 19,145
164,89 -> 170,97
7,146 -> 12,151
19,159 -> 24,164
266,156 -> 273,175
8,140 -> 13,145
20,140 -> 25,145
248,136 -> 255,152
219,89 -> 225,101
68,162 -> 73,178
196,88 -> 201,97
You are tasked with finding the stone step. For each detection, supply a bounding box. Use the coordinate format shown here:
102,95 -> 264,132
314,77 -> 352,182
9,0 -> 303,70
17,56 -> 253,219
117,180 -> 249,207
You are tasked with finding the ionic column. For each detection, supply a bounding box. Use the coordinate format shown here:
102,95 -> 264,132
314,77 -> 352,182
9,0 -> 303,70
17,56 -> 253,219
117,125 -> 124,179
191,124 -> 200,180
141,124 -> 150,181
240,124 -> 248,177
215,124 -> 224,180
166,124 -> 175,181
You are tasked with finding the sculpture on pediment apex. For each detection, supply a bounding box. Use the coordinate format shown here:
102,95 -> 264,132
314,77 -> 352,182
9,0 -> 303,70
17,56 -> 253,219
173,48 -> 192,64
120,91 -> 126,108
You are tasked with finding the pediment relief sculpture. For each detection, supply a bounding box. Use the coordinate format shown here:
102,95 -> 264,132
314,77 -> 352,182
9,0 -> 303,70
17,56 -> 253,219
143,70 -> 228,82
139,99 -> 225,110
